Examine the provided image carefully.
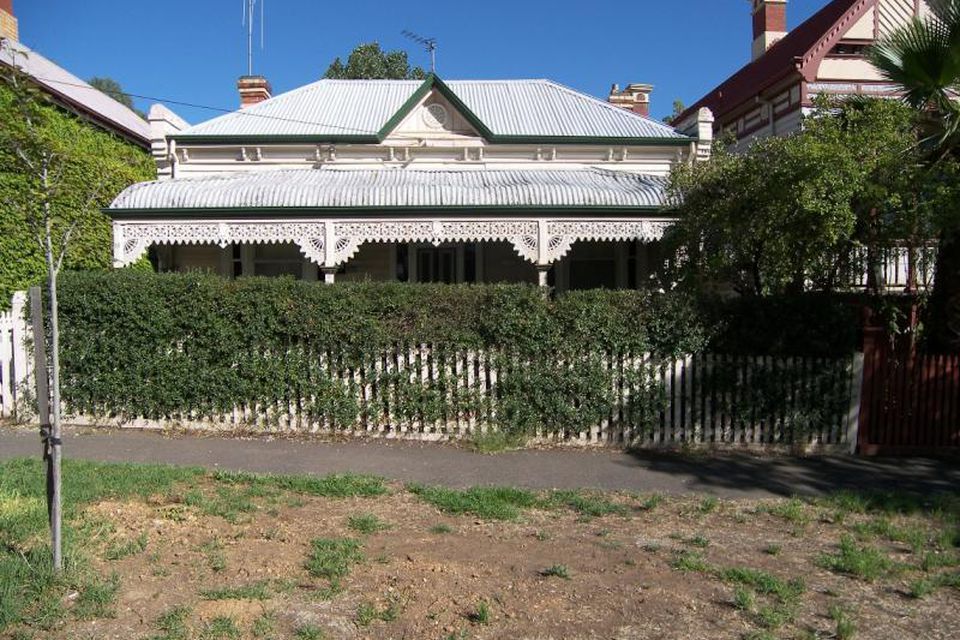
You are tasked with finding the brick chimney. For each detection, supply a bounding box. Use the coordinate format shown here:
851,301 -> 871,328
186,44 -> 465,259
237,75 -> 271,108
752,0 -> 788,61
0,0 -> 18,42
608,83 -> 654,118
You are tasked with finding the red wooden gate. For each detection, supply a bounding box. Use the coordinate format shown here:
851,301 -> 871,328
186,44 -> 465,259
858,327 -> 960,455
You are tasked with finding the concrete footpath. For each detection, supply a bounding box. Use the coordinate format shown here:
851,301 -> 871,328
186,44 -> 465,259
1,426 -> 957,499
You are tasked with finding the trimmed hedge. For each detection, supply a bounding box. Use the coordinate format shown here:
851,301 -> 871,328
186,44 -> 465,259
55,271 -> 708,435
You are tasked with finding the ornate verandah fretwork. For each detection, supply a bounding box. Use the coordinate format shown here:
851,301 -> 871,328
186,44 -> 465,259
113,218 -> 674,281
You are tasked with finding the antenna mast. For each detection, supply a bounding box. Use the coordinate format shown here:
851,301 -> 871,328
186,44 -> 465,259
402,30 -> 437,73
242,0 -> 265,75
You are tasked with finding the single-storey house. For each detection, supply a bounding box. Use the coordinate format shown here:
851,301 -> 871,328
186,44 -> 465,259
109,74 -> 713,289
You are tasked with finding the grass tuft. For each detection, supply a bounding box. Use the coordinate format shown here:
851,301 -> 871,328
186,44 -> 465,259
540,564 -> 571,579
829,604 -> 857,640
346,513 -> 390,535
153,605 -> 191,640
305,538 -> 363,587
671,550 -> 711,573
430,523 -> 453,534
198,616 -> 241,640
105,532 -> 148,560
468,600 -> 490,624
817,535 -> 892,581
408,484 -> 537,520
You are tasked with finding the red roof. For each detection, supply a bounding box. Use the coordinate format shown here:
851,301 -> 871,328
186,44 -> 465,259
677,0 -> 871,126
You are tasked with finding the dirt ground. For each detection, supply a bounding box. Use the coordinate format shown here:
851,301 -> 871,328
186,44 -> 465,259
27,481 -> 960,640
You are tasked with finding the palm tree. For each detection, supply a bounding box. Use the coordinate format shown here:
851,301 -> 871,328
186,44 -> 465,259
870,0 -> 960,349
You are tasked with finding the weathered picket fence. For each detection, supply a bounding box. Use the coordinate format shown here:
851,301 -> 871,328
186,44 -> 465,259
0,292 -> 30,419
85,346 -> 863,452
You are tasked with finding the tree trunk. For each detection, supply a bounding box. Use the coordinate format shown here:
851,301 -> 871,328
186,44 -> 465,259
44,228 -> 63,573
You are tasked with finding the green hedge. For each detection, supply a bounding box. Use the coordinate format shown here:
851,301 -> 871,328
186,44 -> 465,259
55,271 -> 708,435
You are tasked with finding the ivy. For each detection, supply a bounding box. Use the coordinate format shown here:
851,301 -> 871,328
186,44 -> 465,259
0,83 -> 154,306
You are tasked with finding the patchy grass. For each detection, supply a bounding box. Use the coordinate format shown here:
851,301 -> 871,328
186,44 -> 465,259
197,616 -> 241,640
73,573 -> 121,620
199,538 -> 227,573
671,550 -> 711,573
346,513 -> 391,535
637,493 -> 664,511
294,623 -> 326,639
429,523 -> 453,535
199,581 -> 271,601
153,605 -> 191,640
698,496 -> 719,514
105,531 -> 148,560
212,470 -> 387,499
304,538 -> 363,588
545,490 -> 629,519
408,484 -> 538,520
467,431 -> 527,454
761,498 -> 811,526
356,600 -> 400,626
817,535 -> 893,581
829,604 -> 857,640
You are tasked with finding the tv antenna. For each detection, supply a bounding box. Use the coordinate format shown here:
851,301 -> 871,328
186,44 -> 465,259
242,0 -> 265,75
402,30 -> 437,73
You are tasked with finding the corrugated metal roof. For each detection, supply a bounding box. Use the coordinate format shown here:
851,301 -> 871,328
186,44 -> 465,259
110,168 -> 670,211
447,80 -> 684,139
0,40 -> 151,146
177,78 -> 687,141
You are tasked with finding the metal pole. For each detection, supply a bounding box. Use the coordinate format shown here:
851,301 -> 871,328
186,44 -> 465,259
29,287 -> 59,569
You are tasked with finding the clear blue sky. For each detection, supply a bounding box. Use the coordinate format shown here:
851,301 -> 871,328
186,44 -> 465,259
17,0 -> 828,124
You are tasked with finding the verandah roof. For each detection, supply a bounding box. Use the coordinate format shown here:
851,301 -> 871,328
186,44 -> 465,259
108,168 -> 671,214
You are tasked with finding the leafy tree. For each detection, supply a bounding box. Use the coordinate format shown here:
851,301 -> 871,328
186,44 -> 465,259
667,98 -> 952,296
870,0 -> 960,348
88,76 -> 145,119
323,42 -> 426,80
663,99 -> 686,125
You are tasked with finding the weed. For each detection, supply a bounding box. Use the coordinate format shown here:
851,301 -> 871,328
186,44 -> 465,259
764,498 -> 810,525
347,513 -> 390,535
294,623 -> 326,639
468,600 -> 490,624
756,603 -> 795,629
408,484 -> 537,520
213,470 -> 387,498
909,577 -> 937,599
105,532 -> 148,560
671,550 -> 711,573
720,567 -> 804,604
199,538 -> 226,572
74,573 -> 121,620
430,523 -> 453,534
541,564 -> 571,579
763,544 -> 782,556
698,496 -> 719,514
305,538 -> 363,586
546,490 -> 629,518
468,431 -> 527,453
637,494 -> 663,511
686,535 -> 710,548
817,535 -> 892,581
200,581 -> 271,601
733,586 -> 754,611
252,611 -> 276,639
153,606 -> 191,640
355,600 -> 399,626
198,616 -> 241,640
829,604 -> 857,640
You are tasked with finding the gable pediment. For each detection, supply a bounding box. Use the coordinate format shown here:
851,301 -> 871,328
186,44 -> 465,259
382,88 -> 485,143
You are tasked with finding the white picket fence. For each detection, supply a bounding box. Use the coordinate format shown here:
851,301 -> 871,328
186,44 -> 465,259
0,289 -> 864,451
0,292 -> 31,419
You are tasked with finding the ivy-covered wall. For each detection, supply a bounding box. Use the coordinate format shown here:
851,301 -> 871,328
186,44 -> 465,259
0,83 -> 155,306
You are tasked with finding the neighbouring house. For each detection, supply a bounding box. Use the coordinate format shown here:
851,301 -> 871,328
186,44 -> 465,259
675,0 -> 934,147
108,74 -> 713,289
674,0 -> 937,290
0,1 -> 150,149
